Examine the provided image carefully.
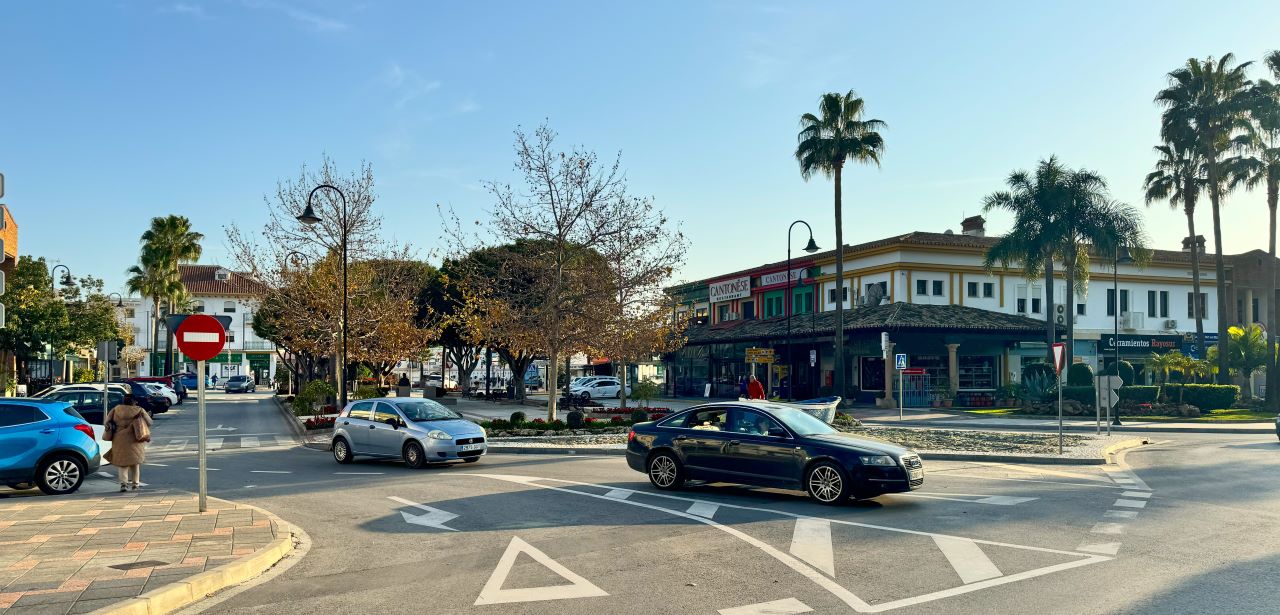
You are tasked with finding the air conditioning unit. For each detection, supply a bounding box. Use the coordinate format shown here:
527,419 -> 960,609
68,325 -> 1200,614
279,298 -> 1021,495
1163,319 -> 1178,330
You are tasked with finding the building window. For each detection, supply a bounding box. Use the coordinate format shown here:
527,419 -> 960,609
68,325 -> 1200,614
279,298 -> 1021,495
1016,285 -> 1027,313
1107,289 -> 1131,316
967,282 -> 979,297
1120,290 -> 1129,313
1160,291 -> 1169,318
827,286 -> 849,304
717,304 -> 730,322
194,301 -> 205,313
763,294 -> 784,319
958,356 -> 996,390
932,280 -> 944,296
1077,302 -> 1086,316
125,308 -> 136,318
1187,292 -> 1207,318
226,331 -> 235,343
1147,291 -> 1157,318
223,301 -> 236,313
793,287 -> 814,315
695,307 -> 708,318
741,301 -> 755,320
916,279 -> 928,295
1253,297 -> 1261,323
1031,297 -> 1042,314
983,283 -> 994,298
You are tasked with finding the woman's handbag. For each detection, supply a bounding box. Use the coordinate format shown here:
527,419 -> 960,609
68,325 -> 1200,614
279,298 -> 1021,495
102,419 -> 116,442
132,414 -> 152,443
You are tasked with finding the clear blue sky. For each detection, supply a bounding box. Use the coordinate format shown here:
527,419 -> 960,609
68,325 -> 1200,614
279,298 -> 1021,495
3,1 -> 1278,294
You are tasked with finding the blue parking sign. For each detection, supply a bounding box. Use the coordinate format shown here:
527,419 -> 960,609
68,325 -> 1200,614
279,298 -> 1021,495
895,353 -> 907,369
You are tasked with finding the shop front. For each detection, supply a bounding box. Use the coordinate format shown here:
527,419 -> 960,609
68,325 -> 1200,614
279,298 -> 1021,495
1099,333 -> 1183,385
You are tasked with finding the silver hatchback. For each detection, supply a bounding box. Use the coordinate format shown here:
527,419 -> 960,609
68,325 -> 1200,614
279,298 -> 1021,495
331,398 -> 487,468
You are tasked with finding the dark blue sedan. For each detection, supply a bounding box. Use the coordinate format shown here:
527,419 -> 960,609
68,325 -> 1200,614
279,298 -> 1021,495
626,401 -> 923,505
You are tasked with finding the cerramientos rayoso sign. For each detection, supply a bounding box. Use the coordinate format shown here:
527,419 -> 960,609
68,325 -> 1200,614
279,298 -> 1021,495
1100,334 -> 1182,354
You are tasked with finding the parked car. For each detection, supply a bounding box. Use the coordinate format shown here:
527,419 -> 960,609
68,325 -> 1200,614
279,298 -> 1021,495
224,375 -> 256,393
139,382 -> 179,406
39,391 -> 124,425
422,374 -> 457,389
132,376 -> 187,403
0,399 -> 101,495
570,376 -> 631,400
34,383 -> 131,400
626,401 -> 924,505
331,398 -> 486,468
177,373 -> 212,390
113,380 -> 171,415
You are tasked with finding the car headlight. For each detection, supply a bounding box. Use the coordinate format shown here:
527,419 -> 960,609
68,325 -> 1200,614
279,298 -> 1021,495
860,455 -> 897,466
426,430 -> 451,440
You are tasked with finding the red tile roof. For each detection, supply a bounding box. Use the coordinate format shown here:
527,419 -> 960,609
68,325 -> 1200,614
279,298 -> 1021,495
179,265 -> 266,297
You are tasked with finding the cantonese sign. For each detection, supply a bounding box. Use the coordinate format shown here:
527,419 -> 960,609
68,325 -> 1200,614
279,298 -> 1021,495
708,276 -> 751,303
1100,334 -> 1182,354
758,268 -> 806,287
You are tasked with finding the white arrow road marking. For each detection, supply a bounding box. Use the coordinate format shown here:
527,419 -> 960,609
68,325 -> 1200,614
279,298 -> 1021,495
790,518 -> 835,577
473,536 -> 609,606
387,496 -> 459,531
460,474 -> 1110,613
207,425 -> 238,432
686,501 -> 720,518
897,492 -> 1037,506
719,597 -> 813,615
1076,543 -> 1121,555
932,535 -> 1003,584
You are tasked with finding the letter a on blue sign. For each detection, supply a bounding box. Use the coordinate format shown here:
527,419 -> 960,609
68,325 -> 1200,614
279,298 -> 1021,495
895,353 -> 907,369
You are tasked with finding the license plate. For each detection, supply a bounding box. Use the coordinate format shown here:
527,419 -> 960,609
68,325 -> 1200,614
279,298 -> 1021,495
909,468 -> 924,481
459,443 -> 483,452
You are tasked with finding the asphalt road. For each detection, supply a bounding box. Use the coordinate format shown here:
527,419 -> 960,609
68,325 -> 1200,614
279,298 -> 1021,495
43,394 -> 1280,615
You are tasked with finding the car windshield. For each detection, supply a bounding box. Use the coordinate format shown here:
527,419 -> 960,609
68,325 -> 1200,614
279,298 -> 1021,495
768,407 -> 837,436
395,400 -> 462,422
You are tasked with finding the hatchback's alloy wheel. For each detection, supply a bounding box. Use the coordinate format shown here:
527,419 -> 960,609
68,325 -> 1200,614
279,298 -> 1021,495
807,464 -> 845,504
648,454 -> 682,489
40,458 -> 82,495
333,438 -> 353,464
404,442 -> 427,469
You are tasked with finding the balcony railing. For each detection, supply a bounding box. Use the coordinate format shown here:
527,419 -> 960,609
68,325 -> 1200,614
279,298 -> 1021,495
242,341 -> 274,350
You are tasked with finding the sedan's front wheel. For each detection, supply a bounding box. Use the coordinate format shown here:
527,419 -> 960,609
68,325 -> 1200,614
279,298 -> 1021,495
805,461 -> 850,505
403,441 -> 427,469
647,452 -> 685,490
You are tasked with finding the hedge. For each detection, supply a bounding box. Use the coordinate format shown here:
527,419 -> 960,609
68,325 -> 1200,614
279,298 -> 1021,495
1117,386 -> 1160,404
1067,363 -> 1095,386
1103,360 -> 1135,386
1058,385 -> 1096,406
1161,384 -> 1239,411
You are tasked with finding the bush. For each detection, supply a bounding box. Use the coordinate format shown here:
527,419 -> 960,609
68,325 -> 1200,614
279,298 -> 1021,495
1118,386 -> 1159,404
1022,372 -> 1056,403
567,411 -> 585,429
1103,361 -> 1135,386
1022,363 -> 1056,383
548,419 -> 567,430
1057,385 -> 1096,406
630,378 -> 661,405
510,411 -> 527,425
1067,363 -> 1094,387
487,419 -> 510,430
630,409 -> 649,423
1162,384 -> 1239,410
74,367 -> 99,383
354,385 -> 380,400
292,379 -> 336,416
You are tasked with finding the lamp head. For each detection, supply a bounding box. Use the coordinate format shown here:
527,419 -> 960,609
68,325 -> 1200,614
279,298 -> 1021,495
296,204 -> 321,226
803,237 -> 820,253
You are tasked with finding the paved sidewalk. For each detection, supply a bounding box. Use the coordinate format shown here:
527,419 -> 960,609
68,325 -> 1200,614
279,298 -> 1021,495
853,407 -> 1276,434
0,490 -> 280,615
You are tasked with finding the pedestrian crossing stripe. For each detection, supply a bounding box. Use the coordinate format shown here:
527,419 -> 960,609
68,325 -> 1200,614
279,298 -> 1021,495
154,435 -> 295,453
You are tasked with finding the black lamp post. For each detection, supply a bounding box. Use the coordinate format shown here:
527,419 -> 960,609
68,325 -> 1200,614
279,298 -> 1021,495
296,184 -> 350,408
1111,246 -> 1133,428
786,220 -> 820,401
107,293 -> 124,308
49,265 -> 72,386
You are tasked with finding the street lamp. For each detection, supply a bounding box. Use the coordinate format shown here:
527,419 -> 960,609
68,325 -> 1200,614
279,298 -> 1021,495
296,184 -> 350,408
107,292 -> 124,308
1109,246 -> 1134,431
49,265 -> 72,386
786,220 -> 820,401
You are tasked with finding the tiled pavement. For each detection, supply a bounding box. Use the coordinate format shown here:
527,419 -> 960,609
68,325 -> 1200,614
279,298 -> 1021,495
0,490 -> 279,614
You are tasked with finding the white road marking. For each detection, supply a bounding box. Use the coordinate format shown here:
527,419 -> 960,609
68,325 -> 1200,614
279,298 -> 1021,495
972,463 -> 1111,483
1090,523 -> 1125,535
1113,499 -> 1147,509
719,597 -> 814,615
335,472 -> 385,475
387,496 -> 459,531
206,438 -> 224,451
473,536 -> 608,605
687,501 -> 720,518
462,474 -> 1110,613
789,518 -> 835,577
1076,543 -> 1121,555
1121,491 -> 1152,498
932,535 -> 1003,584
604,489 -> 631,500
207,424 -> 237,432
1104,510 -> 1139,519
185,467 -> 220,471
144,463 -> 168,467
250,470 -> 292,474
897,493 -> 1037,506
275,436 -> 294,446
939,473 -> 1127,490
241,436 -> 260,448
96,471 -> 113,478
165,439 -> 189,452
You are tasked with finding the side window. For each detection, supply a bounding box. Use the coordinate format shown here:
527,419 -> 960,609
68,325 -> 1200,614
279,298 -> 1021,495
347,401 -> 375,421
730,409 -> 788,438
81,392 -> 104,408
0,404 -> 48,428
374,403 -> 402,425
685,408 -> 729,431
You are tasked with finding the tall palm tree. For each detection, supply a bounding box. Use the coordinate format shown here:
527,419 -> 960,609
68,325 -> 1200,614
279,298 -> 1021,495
796,91 -> 886,400
1144,140 -> 1208,358
140,216 -> 204,375
1156,54 -> 1256,384
1243,50 -> 1280,408
125,256 -> 169,374
982,157 -> 1071,363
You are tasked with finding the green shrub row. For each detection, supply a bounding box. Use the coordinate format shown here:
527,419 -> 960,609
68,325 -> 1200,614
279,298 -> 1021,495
1118,386 -> 1160,403
1161,384 -> 1239,411
1066,363 -> 1095,387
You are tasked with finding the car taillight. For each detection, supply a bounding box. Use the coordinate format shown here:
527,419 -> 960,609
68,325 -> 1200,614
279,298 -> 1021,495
73,423 -> 94,438
627,430 -> 636,443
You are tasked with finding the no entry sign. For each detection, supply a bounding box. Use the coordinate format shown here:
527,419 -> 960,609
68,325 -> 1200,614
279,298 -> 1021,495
175,314 -> 227,361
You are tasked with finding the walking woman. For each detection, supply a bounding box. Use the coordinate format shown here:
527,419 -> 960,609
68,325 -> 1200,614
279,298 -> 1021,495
105,395 -> 152,492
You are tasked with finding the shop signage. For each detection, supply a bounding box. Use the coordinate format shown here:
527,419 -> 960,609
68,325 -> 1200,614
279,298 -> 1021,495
745,347 -> 775,364
708,276 -> 751,303
1100,334 -> 1182,354
759,268 -> 806,287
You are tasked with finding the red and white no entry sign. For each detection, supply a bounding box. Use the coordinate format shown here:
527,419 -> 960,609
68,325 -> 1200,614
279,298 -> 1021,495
175,314 -> 227,362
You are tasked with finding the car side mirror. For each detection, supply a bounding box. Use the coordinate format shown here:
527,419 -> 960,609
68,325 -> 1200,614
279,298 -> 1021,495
387,418 -> 401,429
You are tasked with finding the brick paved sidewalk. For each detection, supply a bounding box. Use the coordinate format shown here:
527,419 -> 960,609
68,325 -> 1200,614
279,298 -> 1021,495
0,490 -> 279,615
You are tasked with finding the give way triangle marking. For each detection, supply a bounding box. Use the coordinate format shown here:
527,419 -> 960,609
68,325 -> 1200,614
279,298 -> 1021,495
473,536 -> 609,606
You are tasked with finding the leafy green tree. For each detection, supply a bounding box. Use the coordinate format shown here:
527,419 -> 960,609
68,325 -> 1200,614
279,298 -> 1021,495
795,90 -> 886,400
1207,324 -> 1271,379
1157,53 -> 1256,383
0,257 -> 66,384
1144,141 -> 1209,357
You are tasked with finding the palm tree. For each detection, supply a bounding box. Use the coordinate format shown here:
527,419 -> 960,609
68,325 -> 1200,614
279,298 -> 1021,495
983,157 -> 1071,362
796,91 -> 885,400
140,216 -> 204,374
1242,50 -> 1280,409
125,256 -> 169,374
1143,141 -> 1208,357
1156,54 -> 1256,384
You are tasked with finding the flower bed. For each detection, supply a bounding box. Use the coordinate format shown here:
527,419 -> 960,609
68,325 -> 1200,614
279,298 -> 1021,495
304,416 -> 336,430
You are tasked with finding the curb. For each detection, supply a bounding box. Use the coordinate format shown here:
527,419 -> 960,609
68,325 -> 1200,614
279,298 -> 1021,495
858,419 -> 1275,435
90,500 -> 299,615
271,395 -> 306,439
486,446 -> 626,456
1101,437 -> 1149,464
482,446 -> 1105,464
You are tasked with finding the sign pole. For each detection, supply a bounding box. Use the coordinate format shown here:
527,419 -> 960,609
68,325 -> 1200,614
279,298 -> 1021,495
1057,370 -> 1063,455
898,369 -> 903,422
197,359 -> 207,512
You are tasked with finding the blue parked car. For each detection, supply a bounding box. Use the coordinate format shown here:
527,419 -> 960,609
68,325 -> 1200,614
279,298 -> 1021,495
178,373 -> 211,390
1,399 -> 101,495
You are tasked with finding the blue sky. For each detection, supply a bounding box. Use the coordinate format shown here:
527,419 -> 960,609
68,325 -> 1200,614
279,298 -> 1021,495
3,1 -> 1279,294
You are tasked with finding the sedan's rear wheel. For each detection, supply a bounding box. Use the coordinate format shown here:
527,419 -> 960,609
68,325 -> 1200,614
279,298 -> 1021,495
805,461 -> 850,505
332,438 -> 354,464
647,452 -> 684,490
37,455 -> 85,496
403,441 -> 427,469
